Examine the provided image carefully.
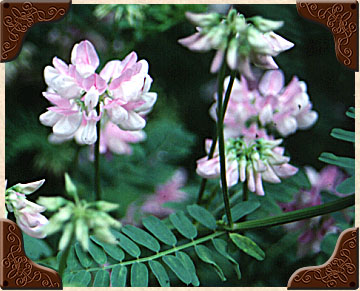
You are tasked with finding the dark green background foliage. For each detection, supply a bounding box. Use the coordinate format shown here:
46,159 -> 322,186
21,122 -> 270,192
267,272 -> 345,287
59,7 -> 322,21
5,4 -> 354,287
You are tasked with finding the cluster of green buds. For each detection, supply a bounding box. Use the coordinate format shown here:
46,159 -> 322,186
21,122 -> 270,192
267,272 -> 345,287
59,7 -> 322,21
37,174 -> 121,251
225,137 -> 298,195
178,9 -> 293,79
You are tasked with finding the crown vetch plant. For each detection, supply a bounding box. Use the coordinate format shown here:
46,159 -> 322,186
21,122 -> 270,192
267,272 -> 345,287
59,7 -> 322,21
5,6 -> 354,287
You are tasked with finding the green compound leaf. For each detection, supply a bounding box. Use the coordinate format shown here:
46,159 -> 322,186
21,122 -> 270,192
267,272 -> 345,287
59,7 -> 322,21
113,230 -> 141,258
319,153 -> 355,169
75,242 -> 93,268
331,128 -> 355,143
336,175 -> 355,194
111,265 -> 127,287
69,270 -> 91,287
212,238 -> 241,279
143,215 -> 177,246
230,233 -> 265,261
176,251 -> 200,286
223,200 -> 260,223
149,260 -> 170,287
93,269 -> 110,287
169,211 -> 197,239
131,262 -> 148,287
122,225 -> 160,252
187,204 -> 217,230
91,236 -> 125,261
162,255 -> 191,285
194,245 -> 226,281
88,239 -> 107,265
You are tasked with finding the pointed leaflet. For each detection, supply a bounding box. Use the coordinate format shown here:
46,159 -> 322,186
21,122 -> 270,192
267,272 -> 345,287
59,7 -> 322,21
149,260 -> 170,287
230,233 -> 265,261
111,265 -> 127,287
112,230 -> 141,258
169,211 -> 197,239
319,153 -> 355,169
336,175 -> 355,194
69,270 -> 91,287
91,236 -> 125,261
131,263 -> 148,287
176,251 -> 200,286
66,245 -> 83,270
162,255 -> 192,285
187,204 -> 217,230
331,128 -> 355,143
194,245 -> 226,281
223,201 -> 260,223
75,242 -> 93,268
88,239 -> 107,265
142,215 -> 177,246
212,238 -> 241,279
122,225 -> 160,252
93,269 -> 110,287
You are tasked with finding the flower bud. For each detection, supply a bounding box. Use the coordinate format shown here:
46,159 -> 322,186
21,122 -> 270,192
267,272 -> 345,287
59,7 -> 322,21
249,16 -> 284,32
95,201 -> 119,212
75,218 -> 89,250
186,12 -> 220,27
94,227 -> 117,245
64,173 -> 77,198
37,196 -> 67,211
12,179 -> 45,195
59,223 -> 74,250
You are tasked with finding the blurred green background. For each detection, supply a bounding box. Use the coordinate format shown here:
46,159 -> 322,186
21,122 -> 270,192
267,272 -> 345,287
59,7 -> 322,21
5,4 -> 355,287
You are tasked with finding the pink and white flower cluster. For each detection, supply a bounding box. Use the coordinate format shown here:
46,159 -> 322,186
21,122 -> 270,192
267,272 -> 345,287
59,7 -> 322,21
40,40 -> 156,153
5,179 -> 49,238
178,10 -> 294,79
280,166 -> 348,257
197,126 -> 298,196
211,70 -> 318,138
122,169 -> 188,225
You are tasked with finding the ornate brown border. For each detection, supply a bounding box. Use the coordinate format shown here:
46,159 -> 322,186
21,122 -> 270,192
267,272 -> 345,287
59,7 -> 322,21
0,0 -> 71,63
0,218 -> 62,289
288,227 -> 359,289
296,1 -> 359,71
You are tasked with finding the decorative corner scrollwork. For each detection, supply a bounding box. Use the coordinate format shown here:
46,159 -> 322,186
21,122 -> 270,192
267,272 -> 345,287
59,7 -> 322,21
296,1 -> 358,71
288,228 -> 358,289
1,0 -> 71,62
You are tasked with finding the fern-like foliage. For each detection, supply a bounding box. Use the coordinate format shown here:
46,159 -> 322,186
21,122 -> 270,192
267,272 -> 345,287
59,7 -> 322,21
62,204 -> 263,287
319,107 -> 355,194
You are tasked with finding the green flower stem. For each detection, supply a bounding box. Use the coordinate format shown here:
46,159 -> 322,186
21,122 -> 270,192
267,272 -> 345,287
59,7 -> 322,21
94,102 -> 101,201
71,194 -> 354,274
217,61 -> 233,227
58,233 -> 74,277
230,194 -> 355,231
197,72 -> 236,205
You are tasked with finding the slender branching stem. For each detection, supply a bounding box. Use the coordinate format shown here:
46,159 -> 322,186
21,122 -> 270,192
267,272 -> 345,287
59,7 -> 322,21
94,102 -> 101,201
197,71 -> 236,205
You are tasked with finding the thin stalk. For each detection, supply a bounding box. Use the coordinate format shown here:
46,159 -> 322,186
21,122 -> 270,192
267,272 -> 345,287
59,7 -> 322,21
94,102 -> 101,201
216,61 -> 233,227
70,194 -> 354,274
230,194 -> 355,231
197,72 -> 236,204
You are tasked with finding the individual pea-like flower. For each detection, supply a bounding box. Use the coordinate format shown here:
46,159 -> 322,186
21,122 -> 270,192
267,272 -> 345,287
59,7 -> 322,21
99,120 -> 146,155
280,166 -> 348,257
122,169 -> 188,225
40,40 -> 157,146
211,69 -> 318,138
178,9 -> 293,79
5,179 -> 49,238
37,174 -> 121,251
196,134 -> 298,196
